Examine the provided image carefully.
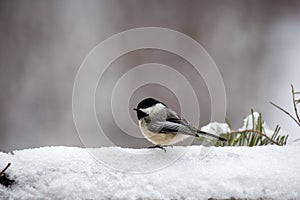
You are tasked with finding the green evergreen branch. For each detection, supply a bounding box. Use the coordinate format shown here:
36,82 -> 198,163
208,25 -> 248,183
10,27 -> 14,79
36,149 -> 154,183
214,110 -> 288,147
291,84 -> 300,123
228,129 -> 281,146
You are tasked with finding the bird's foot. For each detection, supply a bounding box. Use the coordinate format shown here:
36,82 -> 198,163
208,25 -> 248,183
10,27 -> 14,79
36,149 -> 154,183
148,145 -> 167,152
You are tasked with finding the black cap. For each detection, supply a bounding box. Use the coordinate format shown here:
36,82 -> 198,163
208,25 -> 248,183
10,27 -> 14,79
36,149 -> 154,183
136,98 -> 166,109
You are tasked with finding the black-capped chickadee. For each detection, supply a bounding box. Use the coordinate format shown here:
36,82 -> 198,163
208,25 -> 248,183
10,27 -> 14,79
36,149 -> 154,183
133,98 -> 227,151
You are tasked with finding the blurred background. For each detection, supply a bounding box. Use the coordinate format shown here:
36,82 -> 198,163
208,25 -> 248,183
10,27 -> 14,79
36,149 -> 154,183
1,0 -> 300,152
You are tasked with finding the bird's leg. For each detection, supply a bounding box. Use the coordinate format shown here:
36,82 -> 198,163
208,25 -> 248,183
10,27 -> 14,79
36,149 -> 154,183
148,145 -> 166,152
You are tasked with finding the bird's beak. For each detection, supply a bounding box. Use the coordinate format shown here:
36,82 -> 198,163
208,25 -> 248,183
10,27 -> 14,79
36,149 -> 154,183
133,108 -> 138,111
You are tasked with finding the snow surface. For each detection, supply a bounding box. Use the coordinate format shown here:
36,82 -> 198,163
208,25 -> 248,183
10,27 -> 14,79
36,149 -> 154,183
0,145 -> 300,199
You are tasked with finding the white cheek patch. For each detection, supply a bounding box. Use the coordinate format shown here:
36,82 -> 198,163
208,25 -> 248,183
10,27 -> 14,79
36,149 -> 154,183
140,103 -> 165,114
153,103 -> 165,111
140,107 -> 153,114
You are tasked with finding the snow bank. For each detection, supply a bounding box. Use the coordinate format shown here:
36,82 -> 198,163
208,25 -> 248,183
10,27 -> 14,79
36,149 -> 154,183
0,145 -> 300,199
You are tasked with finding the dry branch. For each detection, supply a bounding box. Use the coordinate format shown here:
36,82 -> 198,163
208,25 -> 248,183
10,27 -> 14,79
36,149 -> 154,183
270,102 -> 300,127
291,84 -> 300,123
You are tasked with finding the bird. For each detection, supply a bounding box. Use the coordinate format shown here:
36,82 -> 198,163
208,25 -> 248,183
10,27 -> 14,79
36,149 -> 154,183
133,98 -> 227,151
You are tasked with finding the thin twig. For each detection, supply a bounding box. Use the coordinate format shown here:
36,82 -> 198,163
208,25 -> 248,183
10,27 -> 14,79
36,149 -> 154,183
294,138 -> 300,142
0,163 -> 11,177
291,84 -> 300,123
270,102 -> 300,127
229,129 -> 281,145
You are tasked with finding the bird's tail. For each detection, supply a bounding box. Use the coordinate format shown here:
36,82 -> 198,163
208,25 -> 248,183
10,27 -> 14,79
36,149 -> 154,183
196,130 -> 227,141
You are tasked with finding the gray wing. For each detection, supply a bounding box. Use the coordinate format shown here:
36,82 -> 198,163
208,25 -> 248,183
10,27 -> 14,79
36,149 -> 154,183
147,120 -> 197,137
147,114 -> 227,141
148,107 -> 207,137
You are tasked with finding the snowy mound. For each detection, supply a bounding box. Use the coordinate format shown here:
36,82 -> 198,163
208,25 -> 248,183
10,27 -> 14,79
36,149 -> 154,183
1,146 -> 300,199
